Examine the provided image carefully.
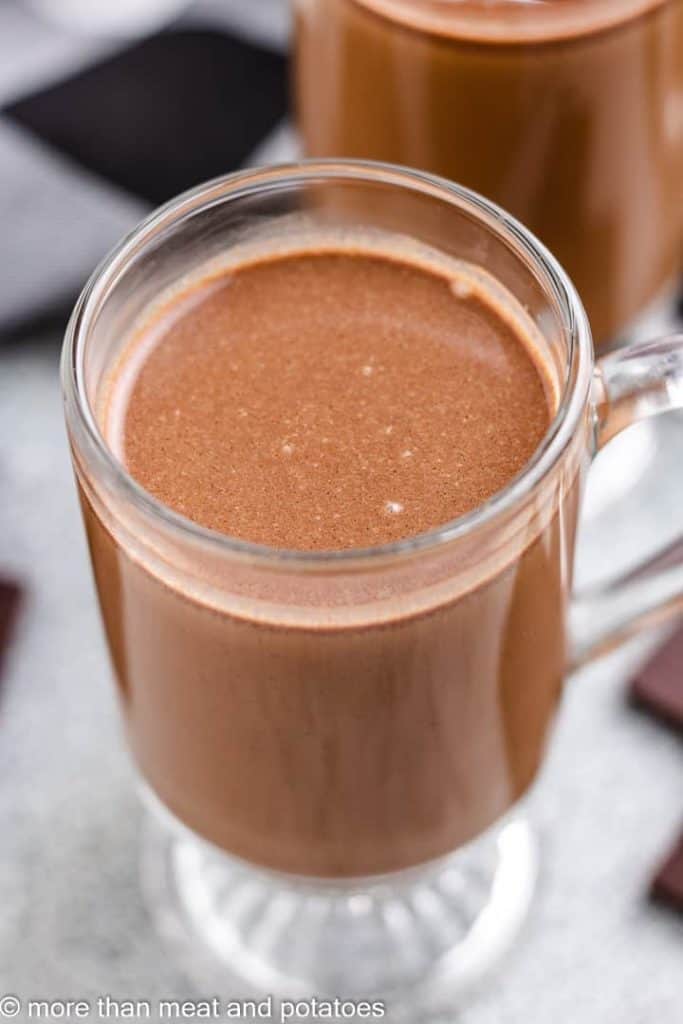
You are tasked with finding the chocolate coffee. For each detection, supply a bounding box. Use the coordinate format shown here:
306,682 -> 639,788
296,0 -> 683,346
80,238 -> 577,877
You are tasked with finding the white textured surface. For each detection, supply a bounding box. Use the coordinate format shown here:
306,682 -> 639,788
0,331 -> 681,1019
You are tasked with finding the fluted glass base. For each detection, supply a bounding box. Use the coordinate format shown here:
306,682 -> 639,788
141,791 -> 539,1016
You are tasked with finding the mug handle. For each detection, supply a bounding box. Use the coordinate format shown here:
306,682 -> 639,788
570,333 -> 683,669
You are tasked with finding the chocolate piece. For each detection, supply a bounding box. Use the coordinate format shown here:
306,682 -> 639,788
651,830 -> 683,913
0,580 -> 21,684
630,626 -> 683,734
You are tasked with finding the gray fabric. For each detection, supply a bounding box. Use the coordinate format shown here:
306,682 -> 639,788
190,0 -> 290,50
0,2 -> 121,106
0,116 -> 296,333
0,119 -> 147,332
0,0 -> 290,333
0,0 -> 287,107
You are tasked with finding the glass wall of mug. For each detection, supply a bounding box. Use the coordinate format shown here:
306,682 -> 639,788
295,0 -> 683,348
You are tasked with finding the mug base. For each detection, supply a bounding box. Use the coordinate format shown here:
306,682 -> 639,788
140,790 -> 539,1016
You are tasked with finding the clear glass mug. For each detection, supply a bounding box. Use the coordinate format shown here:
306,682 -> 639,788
295,0 -> 683,349
61,163 -> 683,1013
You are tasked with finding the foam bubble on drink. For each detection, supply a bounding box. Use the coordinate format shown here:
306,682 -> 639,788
451,278 -> 473,300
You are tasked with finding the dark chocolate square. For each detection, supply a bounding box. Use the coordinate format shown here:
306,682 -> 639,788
650,829 -> 683,914
630,626 -> 683,734
0,580 -> 21,685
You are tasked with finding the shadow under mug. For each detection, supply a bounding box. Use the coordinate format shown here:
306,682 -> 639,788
61,162 -> 683,1012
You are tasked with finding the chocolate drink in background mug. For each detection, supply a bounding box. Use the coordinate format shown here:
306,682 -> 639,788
295,0 -> 683,347
62,163 -> 683,1006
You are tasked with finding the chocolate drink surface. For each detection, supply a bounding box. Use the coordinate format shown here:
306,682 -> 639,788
109,249 -> 552,549
80,242 -> 580,876
296,0 -> 683,346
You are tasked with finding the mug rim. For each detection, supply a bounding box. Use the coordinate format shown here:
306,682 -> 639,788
61,159 -> 594,569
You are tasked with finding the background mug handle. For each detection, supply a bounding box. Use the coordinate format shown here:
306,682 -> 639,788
570,334 -> 683,668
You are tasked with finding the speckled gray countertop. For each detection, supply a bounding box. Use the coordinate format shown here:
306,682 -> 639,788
1,322 -> 682,1023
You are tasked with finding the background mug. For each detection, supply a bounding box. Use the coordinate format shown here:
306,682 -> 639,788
295,0 -> 683,348
62,162 -> 683,1011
